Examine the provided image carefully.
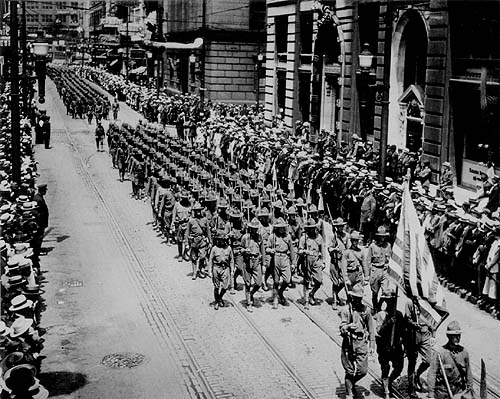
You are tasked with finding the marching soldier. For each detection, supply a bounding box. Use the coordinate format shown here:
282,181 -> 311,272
299,218 -> 325,309
208,230 -> 234,310
287,205 -> 302,285
341,231 -> 365,290
365,226 -> 391,312
339,284 -> 375,399
186,202 -> 211,280
214,198 -> 231,235
228,209 -> 245,294
266,217 -> 296,309
171,192 -> 191,261
257,207 -> 273,291
241,218 -> 264,312
427,321 -> 474,399
160,177 -> 176,243
329,217 -> 348,309
405,296 -> 435,398
375,288 -> 405,399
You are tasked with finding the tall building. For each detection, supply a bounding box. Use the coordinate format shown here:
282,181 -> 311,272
264,0 -> 500,187
164,0 -> 266,102
24,0 -> 84,38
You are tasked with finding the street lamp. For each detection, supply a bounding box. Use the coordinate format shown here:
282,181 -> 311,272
32,42 -> 49,104
358,43 -> 374,70
254,52 -> 264,109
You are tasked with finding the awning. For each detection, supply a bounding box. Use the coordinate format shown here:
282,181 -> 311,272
144,37 -> 203,50
129,66 -> 147,75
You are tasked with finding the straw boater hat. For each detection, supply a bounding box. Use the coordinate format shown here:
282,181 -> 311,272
0,321 -> 10,337
14,243 -> 33,258
9,317 -> 33,338
9,295 -> 33,312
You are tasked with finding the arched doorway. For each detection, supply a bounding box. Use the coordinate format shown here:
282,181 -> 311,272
388,10 -> 428,149
310,5 -> 345,144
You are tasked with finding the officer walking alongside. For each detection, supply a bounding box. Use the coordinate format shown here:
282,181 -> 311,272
341,231 -> 365,290
171,192 -> 191,261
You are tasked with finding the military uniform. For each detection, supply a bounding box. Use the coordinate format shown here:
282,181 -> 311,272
172,196 -> 191,260
365,227 -> 391,310
208,234 -> 234,310
299,219 -> 324,308
241,219 -> 264,311
340,285 -> 375,399
186,204 -> 211,279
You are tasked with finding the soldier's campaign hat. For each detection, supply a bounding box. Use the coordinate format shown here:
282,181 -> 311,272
218,198 -> 229,208
192,202 -> 204,212
257,207 -> 270,217
273,217 -> 287,228
350,231 -> 362,241
296,198 -> 306,208
376,226 -> 389,236
349,284 -> 365,298
36,183 -> 47,190
273,199 -> 283,210
332,217 -> 346,226
304,218 -> 317,229
229,209 -> 243,219
446,320 -> 462,335
380,287 -> 397,299
215,230 -> 227,240
308,204 -> 318,213
287,205 -> 297,215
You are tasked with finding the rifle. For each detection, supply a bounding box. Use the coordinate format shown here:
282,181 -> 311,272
343,276 -> 355,361
437,352 -> 454,399
390,285 -> 399,348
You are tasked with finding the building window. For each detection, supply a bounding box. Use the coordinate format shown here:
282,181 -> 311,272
27,14 -> 39,23
249,0 -> 266,31
276,70 -> 286,115
42,2 -> 51,9
300,12 -> 313,55
71,2 -> 79,8
42,15 -> 53,24
70,14 -> 78,24
299,73 -> 311,122
275,16 -> 288,55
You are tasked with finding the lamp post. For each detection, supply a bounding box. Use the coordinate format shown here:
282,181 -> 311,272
356,43 -> 375,142
255,52 -> 264,109
10,0 -> 21,187
32,41 -> 49,104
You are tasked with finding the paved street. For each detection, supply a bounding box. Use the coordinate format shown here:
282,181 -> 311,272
35,77 -> 500,399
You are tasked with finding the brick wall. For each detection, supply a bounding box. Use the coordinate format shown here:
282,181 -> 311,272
205,41 -> 262,102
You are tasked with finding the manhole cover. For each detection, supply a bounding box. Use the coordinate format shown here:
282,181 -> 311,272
102,353 -> 146,369
66,280 -> 83,287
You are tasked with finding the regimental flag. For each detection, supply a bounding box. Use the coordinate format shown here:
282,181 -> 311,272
388,184 -> 449,330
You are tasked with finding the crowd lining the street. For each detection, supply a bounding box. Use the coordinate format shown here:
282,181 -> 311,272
46,64 -> 495,399
0,82 -> 51,398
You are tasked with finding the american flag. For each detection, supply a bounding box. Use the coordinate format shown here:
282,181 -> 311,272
388,184 -> 449,330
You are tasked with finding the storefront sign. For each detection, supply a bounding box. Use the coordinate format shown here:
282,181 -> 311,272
461,159 -> 487,189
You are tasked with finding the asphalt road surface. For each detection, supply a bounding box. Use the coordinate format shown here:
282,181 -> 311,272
36,76 -> 500,399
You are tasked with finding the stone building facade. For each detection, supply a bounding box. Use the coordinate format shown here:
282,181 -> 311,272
264,0 -> 500,186
164,0 -> 266,102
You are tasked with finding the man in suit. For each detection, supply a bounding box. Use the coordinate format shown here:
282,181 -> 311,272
33,184 -> 49,257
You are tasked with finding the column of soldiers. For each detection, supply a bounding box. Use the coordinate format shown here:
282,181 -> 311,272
98,114 -> 476,399
48,66 -> 111,125
50,66 -> 478,399
0,84 -> 51,397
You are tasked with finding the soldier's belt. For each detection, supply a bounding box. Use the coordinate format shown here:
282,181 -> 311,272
371,263 -> 387,269
214,262 -> 230,268
275,251 -> 290,256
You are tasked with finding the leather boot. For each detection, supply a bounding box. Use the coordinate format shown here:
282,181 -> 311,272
192,261 -> 198,280
345,377 -> 354,399
303,286 -> 309,310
